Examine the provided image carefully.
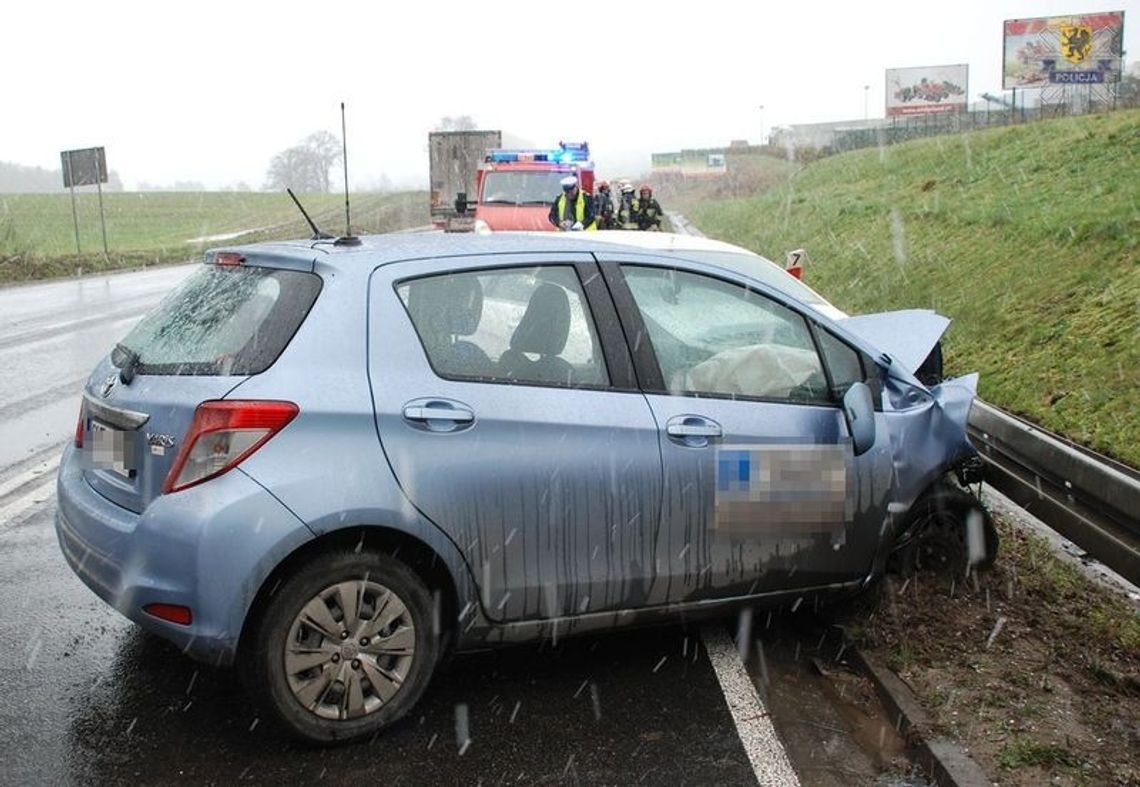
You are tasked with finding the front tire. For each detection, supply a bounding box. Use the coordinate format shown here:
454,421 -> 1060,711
241,550 -> 438,744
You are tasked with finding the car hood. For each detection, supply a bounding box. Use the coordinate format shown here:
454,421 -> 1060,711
837,309 -> 949,372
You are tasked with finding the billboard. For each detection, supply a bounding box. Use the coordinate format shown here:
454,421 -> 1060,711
1003,11 -> 1124,89
886,65 -> 969,116
60,147 -> 108,188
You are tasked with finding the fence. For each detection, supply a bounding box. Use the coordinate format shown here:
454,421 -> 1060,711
773,80 -> 1139,159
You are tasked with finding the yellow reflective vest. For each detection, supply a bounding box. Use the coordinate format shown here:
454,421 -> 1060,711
554,193 -> 597,230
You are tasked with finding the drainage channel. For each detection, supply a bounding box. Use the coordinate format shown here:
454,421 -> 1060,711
741,610 -> 933,787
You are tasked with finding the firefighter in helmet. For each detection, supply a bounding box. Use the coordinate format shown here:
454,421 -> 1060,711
594,181 -> 615,230
548,175 -> 596,231
636,185 -> 662,231
616,182 -> 639,230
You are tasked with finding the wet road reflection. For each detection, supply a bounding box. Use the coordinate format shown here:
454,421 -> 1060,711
2,506 -> 755,786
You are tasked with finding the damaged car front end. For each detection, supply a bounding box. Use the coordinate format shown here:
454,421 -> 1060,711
839,309 -> 996,582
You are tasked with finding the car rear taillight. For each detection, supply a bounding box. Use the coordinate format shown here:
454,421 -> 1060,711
75,401 -> 86,448
162,400 -> 298,494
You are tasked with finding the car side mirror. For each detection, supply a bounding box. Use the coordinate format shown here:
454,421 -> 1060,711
843,381 -> 876,456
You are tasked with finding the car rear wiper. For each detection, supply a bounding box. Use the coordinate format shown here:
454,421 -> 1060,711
114,342 -> 142,385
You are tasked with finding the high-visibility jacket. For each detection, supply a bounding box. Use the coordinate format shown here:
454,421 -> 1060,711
617,196 -> 640,229
549,191 -> 597,230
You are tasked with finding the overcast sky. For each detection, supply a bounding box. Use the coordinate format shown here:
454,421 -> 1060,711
2,0 -> 1134,189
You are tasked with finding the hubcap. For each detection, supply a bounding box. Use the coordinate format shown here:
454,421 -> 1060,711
283,579 -> 416,721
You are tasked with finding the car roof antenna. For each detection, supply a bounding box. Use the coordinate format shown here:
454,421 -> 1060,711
334,101 -> 362,246
286,188 -> 333,240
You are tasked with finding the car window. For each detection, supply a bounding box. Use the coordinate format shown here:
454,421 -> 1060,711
815,328 -> 864,399
621,265 -> 828,403
397,266 -> 608,388
113,263 -> 321,376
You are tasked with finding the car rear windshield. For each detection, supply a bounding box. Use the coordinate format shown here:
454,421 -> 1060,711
112,263 -> 322,376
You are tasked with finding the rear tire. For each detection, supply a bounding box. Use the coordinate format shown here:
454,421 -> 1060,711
240,550 -> 438,744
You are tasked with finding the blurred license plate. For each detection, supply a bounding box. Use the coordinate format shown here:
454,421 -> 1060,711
90,420 -> 134,479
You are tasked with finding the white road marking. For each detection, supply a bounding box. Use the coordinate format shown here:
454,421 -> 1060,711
701,624 -> 800,787
0,454 -> 61,501
0,477 -> 56,529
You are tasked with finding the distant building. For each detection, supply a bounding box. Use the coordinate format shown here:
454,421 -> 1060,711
651,148 -> 729,177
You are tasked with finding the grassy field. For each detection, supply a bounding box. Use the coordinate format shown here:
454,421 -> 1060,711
683,110 -> 1140,467
0,191 -> 427,283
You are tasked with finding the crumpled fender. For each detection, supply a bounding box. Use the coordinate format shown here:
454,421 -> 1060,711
882,372 -> 979,510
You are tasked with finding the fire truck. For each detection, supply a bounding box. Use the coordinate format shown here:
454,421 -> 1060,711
429,132 -> 594,232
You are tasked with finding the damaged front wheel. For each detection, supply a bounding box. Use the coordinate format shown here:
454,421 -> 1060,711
891,485 -> 998,576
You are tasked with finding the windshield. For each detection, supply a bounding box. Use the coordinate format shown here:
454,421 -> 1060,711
667,249 -> 832,307
480,171 -> 568,205
112,263 -> 321,376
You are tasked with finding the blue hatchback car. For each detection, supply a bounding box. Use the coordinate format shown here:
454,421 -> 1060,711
57,231 -> 990,742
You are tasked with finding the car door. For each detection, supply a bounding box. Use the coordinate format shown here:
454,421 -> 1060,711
599,257 -> 895,604
368,253 -> 662,623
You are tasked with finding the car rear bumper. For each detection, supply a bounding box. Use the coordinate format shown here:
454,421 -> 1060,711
55,444 -> 313,665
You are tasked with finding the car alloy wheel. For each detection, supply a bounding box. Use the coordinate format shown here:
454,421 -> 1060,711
284,579 -> 417,721
243,550 -> 438,743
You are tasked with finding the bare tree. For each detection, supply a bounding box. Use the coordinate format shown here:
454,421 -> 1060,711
435,116 -> 477,131
263,130 -> 343,192
302,131 -> 343,191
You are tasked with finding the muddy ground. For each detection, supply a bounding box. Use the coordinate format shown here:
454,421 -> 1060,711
843,516 -> 1140,786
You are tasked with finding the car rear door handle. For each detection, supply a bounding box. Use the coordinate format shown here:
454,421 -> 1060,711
403,405 -> 474,422
402,399 -> 475,432
666,415 -> 722,447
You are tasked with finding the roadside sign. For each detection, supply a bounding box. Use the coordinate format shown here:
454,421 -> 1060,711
60,146 -> 110,256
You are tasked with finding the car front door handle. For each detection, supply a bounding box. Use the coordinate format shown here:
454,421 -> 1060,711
666,415 -> 723,447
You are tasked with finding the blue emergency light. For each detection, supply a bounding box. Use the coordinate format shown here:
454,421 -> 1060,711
486,141 -> 590,164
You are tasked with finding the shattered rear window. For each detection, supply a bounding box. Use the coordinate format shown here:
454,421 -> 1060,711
112,263 -> 321,376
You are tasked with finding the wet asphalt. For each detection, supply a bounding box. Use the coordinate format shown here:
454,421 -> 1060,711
0,266 -> 919,786
1,502 -> 757,785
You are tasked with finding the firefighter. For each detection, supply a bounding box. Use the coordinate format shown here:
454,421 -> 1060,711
616,182 -> 639,230
636,185 -> 662,231
594,181 -> 615,229
548,175 -> 596,231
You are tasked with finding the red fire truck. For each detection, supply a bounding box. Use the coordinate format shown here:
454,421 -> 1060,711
429,133 -> 594,232
472,142 -> 593,231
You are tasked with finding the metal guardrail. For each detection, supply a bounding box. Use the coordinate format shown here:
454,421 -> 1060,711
667,212 -> 1140,585
969,402 -> 1140,585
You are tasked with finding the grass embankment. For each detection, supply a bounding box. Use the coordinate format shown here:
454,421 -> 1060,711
685,111 -> 1140,467
847,516 -> 1140,785
0,191 -> 428,284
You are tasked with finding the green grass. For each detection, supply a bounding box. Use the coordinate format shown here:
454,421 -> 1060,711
0,191 -> 428,283
685,110 -> 1140,467
996,738 -> 1081,770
